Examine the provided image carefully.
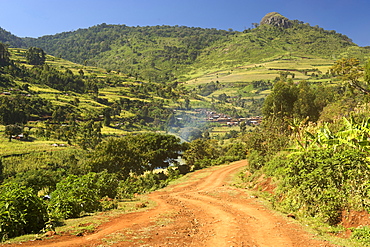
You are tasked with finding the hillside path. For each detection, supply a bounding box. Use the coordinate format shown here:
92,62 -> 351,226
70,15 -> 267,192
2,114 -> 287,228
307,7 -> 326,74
7,160 -> 337,247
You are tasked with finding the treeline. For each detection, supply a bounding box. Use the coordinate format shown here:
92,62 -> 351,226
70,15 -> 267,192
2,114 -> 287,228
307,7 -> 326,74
13,19 -> 368,83
23,24 -> 233,82
2,17 -> 370,85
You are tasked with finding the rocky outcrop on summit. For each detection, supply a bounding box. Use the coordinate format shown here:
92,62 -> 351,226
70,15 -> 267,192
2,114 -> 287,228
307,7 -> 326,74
260,12 -> 292,28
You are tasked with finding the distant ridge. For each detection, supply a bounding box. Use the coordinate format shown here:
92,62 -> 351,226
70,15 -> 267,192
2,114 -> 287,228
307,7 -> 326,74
0,12 -> 368,83
0,27 -> 25,47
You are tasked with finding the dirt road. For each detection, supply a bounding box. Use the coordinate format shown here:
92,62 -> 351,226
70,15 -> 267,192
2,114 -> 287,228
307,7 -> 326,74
8,160 -> 337,246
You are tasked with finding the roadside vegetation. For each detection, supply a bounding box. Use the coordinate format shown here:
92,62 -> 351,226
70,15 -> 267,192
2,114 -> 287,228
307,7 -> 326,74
241,57 -> 370,246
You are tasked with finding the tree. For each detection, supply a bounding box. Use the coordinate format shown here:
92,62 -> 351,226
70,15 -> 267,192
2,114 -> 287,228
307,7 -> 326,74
5,124 -> 23,142
262,80 -> 298,119
52,106 -> 65,123
103,107 -> 112,126
77,120 -> 102,150
0,43 -> 10,66
330,58 -> 367,94
0,159 -> 3,183
184,98 -> 190,109
25,47 -> 46,65
183,139 -> 220,169
239,121 -> 247,133
293,81 -> 320,121
364,59 -> 370,84
89,133 -> 185,178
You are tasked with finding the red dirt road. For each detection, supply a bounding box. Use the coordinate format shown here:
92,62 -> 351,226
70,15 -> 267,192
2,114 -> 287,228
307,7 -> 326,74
6,160 -> 337,246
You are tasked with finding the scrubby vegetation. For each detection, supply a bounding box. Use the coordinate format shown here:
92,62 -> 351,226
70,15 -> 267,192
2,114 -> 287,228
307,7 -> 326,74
241,57 -> 370,245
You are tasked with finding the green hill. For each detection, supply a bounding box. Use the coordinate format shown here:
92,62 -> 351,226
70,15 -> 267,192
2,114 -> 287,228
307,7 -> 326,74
0,12 -> 366,84
0,27 -> 25,48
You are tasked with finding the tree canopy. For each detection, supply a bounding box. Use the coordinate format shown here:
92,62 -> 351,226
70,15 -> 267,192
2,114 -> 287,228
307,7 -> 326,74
26,47 -> 46,65
89,133 -> 186,179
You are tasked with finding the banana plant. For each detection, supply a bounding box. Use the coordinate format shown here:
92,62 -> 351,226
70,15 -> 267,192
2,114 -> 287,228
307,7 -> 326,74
288,116 -> 370,154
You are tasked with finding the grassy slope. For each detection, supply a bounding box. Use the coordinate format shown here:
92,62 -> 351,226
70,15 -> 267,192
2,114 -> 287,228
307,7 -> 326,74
183,55 -> 336,107
0,49 -> 139,158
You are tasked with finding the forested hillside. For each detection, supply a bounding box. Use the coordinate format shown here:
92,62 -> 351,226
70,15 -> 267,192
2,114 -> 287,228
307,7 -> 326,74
0,27 -> 25,48
1,13 -> 367,83
22,24 -> 233,82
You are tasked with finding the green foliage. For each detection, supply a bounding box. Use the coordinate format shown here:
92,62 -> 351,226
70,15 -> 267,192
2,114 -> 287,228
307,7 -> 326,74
246,150 -> 266,172
1,148 -> 89,180
364,59 -> 370,84
276,148 -> 370,225
223,142 -> 247,160
183,139 -> 220,169
0,159 -> 3,183
0,28 -> 25,48
48,171 -> 118,220
4,124 -> 23,141
6,169 -> 64,192
20,19 -> 369,83
351,226 -> 370,246
243,118 -> 290,157
0,43 -> 10,66
117,172 -> 168,199
25,47 -> 46,65
262,80 -> 328,121
0,95 -> 52,125
24,24 -> 232,82
0,182 -> 48,240
76,120 -> 102,150
89,133 -> 185,179
330,58 -> 368,95
30,64 -> 85,93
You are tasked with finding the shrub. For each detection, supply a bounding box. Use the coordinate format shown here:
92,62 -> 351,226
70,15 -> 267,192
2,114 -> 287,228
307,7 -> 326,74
48,171 -> 118,220
351,226 -> 370,246
247,150 -> 266,172
275,148 -> 370,225
0,182 -> 48,240
117,172 -> 168,199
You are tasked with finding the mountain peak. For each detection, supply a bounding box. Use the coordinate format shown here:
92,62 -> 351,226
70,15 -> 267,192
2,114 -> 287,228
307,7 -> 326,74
260,12 -> 292,28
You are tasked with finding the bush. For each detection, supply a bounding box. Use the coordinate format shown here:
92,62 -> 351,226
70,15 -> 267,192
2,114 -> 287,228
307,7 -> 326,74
0,182 -> 48,240
223,142 -> 247,160
247,150 -> 266,172
48,171 -> 119,220
7,169 -> 64,192
351,226 -> 370,246
117,172 -> 168,199
275,148 -> 370,225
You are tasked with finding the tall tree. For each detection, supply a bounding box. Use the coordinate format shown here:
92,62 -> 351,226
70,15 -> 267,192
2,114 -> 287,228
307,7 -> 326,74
330,58 -> 367,94
25,47 -> 46,65
0,43 -> 10,66
262,80 -> 298,119
364,59 -> 370,84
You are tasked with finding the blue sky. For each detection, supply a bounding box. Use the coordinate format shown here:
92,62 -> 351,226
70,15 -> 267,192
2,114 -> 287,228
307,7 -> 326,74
0,0 -> 369,46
